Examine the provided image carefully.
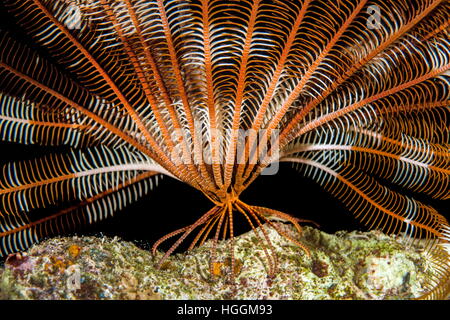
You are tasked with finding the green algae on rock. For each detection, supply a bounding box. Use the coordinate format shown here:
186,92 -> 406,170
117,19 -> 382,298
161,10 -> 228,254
0,223 -> 431,300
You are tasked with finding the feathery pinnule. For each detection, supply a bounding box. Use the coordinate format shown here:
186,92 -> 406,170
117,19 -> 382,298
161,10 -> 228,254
0,0 -> 449,299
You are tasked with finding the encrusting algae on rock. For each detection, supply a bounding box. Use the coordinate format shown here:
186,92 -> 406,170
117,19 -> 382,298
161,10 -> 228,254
0,223 -> 432,300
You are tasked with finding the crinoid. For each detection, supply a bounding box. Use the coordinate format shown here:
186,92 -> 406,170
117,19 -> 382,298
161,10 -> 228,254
0,0 -> 449,299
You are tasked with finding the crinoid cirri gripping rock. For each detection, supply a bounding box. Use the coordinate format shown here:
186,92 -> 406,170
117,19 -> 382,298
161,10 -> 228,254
0,224 -> 435,299
0,0 -> 449,299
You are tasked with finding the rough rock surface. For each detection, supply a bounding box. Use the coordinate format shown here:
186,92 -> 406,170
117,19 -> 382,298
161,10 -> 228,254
0,223 -> 431,300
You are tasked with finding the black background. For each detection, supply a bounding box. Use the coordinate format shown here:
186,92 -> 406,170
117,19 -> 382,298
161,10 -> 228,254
0,3 -> 448,258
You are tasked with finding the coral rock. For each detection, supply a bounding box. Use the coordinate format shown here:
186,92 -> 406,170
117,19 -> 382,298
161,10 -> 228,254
0,223 -> 430,300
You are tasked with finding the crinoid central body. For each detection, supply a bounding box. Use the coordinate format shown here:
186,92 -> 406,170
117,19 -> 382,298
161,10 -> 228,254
0,0 -> 449,299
